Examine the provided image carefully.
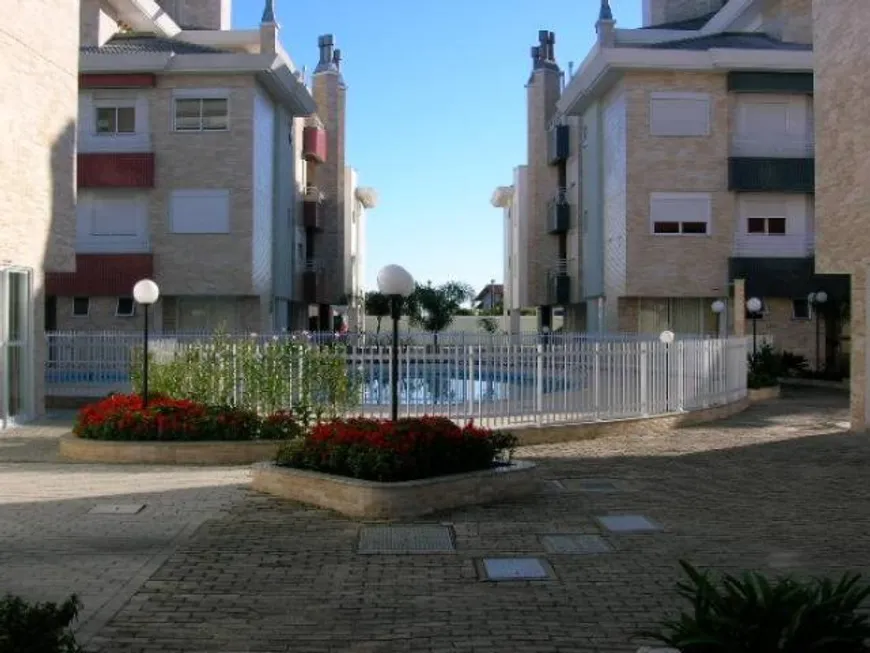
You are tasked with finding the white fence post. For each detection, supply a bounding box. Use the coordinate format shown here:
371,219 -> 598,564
466,345 -> 475,419
677,341 -> 685,412
640,341 -> 649,416
535,344 -> 544,424
593,342 -> 601,421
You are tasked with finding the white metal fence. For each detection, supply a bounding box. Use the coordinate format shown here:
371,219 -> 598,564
45,331 -> 748,428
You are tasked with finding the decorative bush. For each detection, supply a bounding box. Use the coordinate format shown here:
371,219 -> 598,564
0,593 -> 82,653
129,331 -> 360,419
748,343 -> 781,389
74,394 -> 303,442
639,560 -> 870,653
276,416 -> 517,482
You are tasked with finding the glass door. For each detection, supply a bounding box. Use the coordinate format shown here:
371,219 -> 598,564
0,268 -> 33,428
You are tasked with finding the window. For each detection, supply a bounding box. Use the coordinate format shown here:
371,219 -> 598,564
650,193 -> 712,235
174,97 -> 229,131
747,217 -> 787,235
72,297 -> 90,317
96,106 -> 135,134
650,92 -> 711,137
169,189 -> 230,234
116,297 -> 135,317
792,298 -> 811,320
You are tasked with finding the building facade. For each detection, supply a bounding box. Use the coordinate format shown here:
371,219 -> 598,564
1,0 -> 79,426
813,0 -> 870,427
500,0 -> 847,367
50,0 -> 373,336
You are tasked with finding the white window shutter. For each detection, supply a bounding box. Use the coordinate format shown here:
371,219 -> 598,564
170,190 -> 231,234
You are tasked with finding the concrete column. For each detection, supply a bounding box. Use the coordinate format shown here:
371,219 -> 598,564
850,268 -> 868,431
733,279 -> 746,337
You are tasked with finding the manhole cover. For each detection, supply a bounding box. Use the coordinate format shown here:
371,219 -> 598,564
357,525 -> 455,554
540,534 -> 612,554
560,479 -> 620,493
596,515 -> 661,533
88,504 -> 146,515
479,557 -> 553,581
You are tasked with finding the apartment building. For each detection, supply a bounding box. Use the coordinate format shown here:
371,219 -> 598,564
0,0 -> 79,426
48,0 -> 372,336
491,168 -> 528,334
813,0 -> 870,427
499,0 -> 850,365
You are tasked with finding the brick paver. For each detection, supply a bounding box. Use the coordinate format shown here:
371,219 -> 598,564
3,389 -> 867,652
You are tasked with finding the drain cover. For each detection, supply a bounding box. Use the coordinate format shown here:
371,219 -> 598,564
480,557 -> 553,581
596,515 -> 660,533
88,503 -> 146,515
540,534 -> 612,554
560,479 -> 620,493
358,525 -> 455,554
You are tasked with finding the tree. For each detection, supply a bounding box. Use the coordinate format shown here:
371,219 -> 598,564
406,281 -> 475,348
364,291 -> 391,336
478,316 -> 499,334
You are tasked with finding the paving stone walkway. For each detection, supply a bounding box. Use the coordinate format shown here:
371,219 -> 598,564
2,389 -> 868,652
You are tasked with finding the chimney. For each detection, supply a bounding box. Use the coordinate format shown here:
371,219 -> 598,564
315,34 -> 335,72
333,48 -> 342,71
259,0 -> 278,54
596,0 -> 616,47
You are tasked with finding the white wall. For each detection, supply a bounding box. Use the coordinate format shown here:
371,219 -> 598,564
252,89 -> 275,311
601,89 -> 627,330
511,165 -> 529,309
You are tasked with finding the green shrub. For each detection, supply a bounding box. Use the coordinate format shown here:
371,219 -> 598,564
779,350 -> 810,377
748,343 -> 781,389
639,560 -> 870,653
277,416 -> 517,482
0,594 -> 82,653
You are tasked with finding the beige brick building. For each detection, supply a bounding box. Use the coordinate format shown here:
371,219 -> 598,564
0,0 -> 79,426
496,0 -> 847,372
813,0 -> 870,428
48,0 -> 373,339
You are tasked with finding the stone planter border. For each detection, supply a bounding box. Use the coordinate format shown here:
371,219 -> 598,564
251,460 -> 538,520
59,434 -> 284,465
747,385 -> 781,403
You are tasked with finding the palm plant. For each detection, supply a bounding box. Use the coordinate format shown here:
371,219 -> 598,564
406,281 -> 474,349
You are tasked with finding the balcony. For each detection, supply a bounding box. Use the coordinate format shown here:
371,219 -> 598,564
547,188 -> 570,234
728,157 -> 814,193
731,136 -> 814,159
78,152 -> 155,188
301,260 -> 324,304
45,253 -> 154,296
547,124 -> 570,165
547,260 -> 570,305
728,256 -> 849,300
303,186 -> 324,231
78,131 -> 152,155
727,71 -> 813,94
302,125 -> 327,163
733,233 -> 814,259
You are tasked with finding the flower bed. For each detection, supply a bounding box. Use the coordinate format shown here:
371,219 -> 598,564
73,394 -> 302,442
275,416 -> 517,482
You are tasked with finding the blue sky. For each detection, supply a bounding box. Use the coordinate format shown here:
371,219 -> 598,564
234,0 -> 643,295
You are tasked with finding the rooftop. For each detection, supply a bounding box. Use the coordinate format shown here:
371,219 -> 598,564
81,34 -> 229,55
640,11 -> 719,31
629,32 -> 813,51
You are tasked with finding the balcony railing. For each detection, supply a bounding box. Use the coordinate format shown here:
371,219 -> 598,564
75,236 -> 151,254
728,157 -> 815,193
547,259 -> 570,305
78,131 -> 152,154
302,122 -> 327,163
547,188 -> 570,234
731,135 -> 814,159
732,233 -> 814,258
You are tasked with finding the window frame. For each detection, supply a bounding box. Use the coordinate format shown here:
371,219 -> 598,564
72,297 -> 90,317
649,92 -> 712,137
650,192 -> 713,237
747,216 -> 788,235
791,298 -> 812,321
172,89 -> 230,133
95,105 -> 137,135
115,297 -> 136,317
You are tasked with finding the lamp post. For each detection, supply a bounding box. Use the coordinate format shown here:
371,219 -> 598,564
808,290 -> 828,372
746,297 -> 763,356
659,330 -> 675,411
711,299 -> 727,337
377,265 -> 415,421
133,279 -> 160,408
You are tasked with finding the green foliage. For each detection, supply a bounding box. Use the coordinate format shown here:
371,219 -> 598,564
130,331 -> 360,422
405,281 -> 475,340
779,350 -> 810,377
0,594 -> 82,653
478,316 -> 499,334
639,560 -> 870,653
364,291 -> 391,335
748,343 -> 781,389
